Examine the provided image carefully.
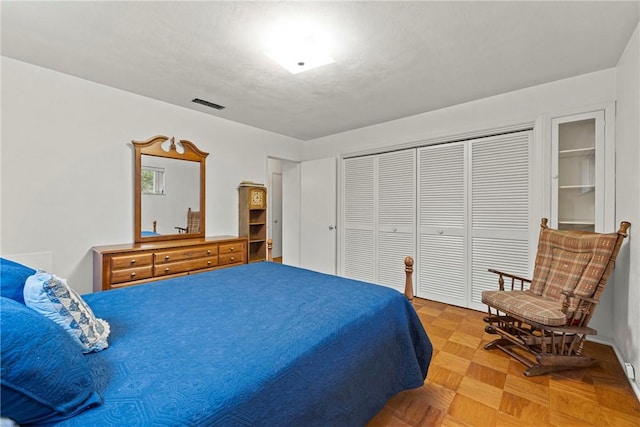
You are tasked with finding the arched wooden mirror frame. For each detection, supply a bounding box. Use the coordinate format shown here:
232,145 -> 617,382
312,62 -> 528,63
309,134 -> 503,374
133,135 -> 208,243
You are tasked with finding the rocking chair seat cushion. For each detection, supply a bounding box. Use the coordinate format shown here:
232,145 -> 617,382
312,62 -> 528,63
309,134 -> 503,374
481,290 -> 566,326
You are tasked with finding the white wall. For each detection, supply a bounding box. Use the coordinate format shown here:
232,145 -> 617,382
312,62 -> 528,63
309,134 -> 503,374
303,70 -> 616,161
614,22 -> 640,393
1,57 -> 303,295
302,69 -> 620,340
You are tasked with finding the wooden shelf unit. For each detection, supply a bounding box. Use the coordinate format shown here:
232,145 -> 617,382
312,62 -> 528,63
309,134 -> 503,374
239,185 -> 267,262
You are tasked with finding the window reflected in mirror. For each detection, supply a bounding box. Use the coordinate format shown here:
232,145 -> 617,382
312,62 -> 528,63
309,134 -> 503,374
142,166 -> 165,195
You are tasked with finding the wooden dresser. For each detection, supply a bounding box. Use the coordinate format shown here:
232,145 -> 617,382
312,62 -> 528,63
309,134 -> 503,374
92,236 -> 247,291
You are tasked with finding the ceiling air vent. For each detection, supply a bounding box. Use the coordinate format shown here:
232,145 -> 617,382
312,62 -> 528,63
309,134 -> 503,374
192,98 -> 225,110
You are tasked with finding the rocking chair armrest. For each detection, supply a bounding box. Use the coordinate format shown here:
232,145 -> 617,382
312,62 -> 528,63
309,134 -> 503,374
560,291 -> 599,306
487,269 -> 532,282
560,291 -> 599,327
488,269 -> 532,291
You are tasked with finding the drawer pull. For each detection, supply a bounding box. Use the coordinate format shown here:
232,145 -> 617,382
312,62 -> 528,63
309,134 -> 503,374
207,250 -> 211,255
165,267 -> 170,272
165,255 -> 170,260
230,257 -> 235,261
131,272 -> 136,277
230,247 -> 234,251
130,259 -> 136,264
207,261 -> 211,265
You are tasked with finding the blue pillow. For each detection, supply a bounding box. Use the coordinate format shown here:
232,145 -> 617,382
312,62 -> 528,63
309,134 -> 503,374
0,297 -> 102,424
24,271 -> 110,353
0,258 -> 35,304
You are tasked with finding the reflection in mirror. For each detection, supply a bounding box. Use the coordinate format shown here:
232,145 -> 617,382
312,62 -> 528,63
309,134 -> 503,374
141,156 -> 200,236
133,135 -> 208,243
142,166 -> 165,195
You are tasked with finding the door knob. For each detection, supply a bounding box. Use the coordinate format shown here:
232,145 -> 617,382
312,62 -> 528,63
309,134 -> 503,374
328,225 -> 335,230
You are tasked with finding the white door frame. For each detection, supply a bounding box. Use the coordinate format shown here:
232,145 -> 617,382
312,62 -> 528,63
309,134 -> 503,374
270,171 -> 283,258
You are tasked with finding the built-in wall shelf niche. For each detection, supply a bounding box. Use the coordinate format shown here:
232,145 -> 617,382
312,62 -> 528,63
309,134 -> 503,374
551,108 -> 612,233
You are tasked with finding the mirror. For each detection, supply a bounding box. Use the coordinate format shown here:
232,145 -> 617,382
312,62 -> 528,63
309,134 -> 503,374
133,135 -> 208,243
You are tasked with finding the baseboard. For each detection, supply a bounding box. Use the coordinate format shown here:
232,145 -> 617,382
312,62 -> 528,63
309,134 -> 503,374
588,335 -> 640,401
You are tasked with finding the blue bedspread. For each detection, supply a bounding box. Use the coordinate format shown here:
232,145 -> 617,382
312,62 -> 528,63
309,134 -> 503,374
51,262 -> 432,426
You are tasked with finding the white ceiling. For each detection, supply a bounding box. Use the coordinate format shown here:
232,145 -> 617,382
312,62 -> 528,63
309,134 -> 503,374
2,1 -> 638,141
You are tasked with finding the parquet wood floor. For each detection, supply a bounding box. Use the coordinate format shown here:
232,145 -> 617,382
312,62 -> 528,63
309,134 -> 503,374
368,297 -> 640,427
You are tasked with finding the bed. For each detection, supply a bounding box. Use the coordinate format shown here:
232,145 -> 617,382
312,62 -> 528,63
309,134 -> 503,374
1,259 -> 432,426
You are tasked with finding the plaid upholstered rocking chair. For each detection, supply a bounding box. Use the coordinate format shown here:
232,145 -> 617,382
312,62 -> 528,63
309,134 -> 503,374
174,207 -> 201,234
482,218 -> 630,376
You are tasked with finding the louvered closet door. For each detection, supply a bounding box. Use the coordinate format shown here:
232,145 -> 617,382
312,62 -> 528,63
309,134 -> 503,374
377,149 -> 416,292
342,156 -> 375,282
417,142 -> 466,305
469,131 -> 531,311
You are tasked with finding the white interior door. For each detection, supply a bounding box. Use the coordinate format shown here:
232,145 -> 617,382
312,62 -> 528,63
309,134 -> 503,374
377,149 -> 416,292
341,156 -> 375,282
281,161 -> 301,267
300,157 -> 337,274
270,172 -> 283,258
417,142 -> 466,305
416,131 -> 531,310
468,132 -> 531,311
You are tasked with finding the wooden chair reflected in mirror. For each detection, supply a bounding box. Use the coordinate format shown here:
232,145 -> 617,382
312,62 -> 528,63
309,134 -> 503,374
481,218 -> 630,376
175,208 -> 201,234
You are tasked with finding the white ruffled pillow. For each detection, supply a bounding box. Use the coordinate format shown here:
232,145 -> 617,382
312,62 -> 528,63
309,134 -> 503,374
24,271 -> 110,353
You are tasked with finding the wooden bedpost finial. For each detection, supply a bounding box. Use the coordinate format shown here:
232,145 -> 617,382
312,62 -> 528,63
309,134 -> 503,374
267,238 -> 273,262
541,218 -> 548,229
404,256 -> 414,301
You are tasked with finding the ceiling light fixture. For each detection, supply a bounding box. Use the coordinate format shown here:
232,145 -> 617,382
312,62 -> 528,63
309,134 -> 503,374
265,23 -> 335,74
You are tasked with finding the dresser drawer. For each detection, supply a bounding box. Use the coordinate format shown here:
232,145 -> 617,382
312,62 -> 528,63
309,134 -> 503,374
155,245 -> 218,265
219,252 -> 245,265
111,253 -> 153,270
154,257 -> 218,276
111,265 -> 153,284
219,242 -> 244,255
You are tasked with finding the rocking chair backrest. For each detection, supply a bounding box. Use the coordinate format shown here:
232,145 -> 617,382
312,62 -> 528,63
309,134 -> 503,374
529,219 -> 630,318
186,208 -> 201,234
